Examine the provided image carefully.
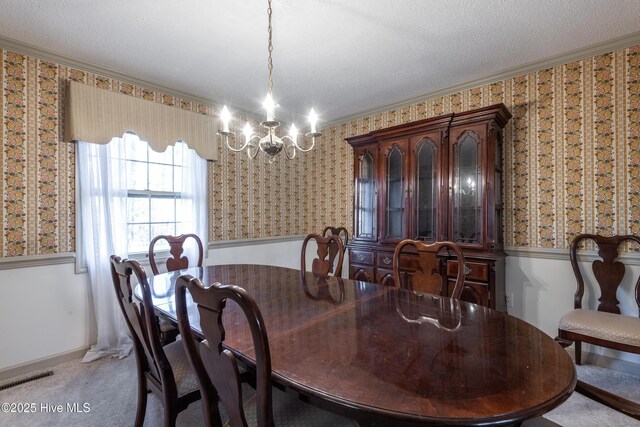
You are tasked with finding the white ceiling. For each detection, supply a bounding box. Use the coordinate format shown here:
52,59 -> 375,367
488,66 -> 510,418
0,0 -> 639,126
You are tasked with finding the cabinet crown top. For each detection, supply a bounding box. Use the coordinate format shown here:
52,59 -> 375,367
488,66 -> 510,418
346,103 -> 511,147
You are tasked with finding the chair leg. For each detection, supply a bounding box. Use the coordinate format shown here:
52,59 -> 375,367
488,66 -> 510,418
575,341 -> 582,365
164,404 -> 177,427
134,378 -> 148,427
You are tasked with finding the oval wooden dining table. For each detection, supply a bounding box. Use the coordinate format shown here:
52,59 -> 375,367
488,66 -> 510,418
144,264 -> 576,426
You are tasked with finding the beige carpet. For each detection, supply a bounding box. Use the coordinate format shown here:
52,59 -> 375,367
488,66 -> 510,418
0,355 -> 638,426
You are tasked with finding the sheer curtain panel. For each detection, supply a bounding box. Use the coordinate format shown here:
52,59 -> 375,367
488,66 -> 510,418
78,139 -> 133,362
178,142 -> 208,262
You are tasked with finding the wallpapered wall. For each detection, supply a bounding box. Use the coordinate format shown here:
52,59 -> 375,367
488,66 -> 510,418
0,47 -> 305,257
305,44 -> 640,249
1,44 -> 638,258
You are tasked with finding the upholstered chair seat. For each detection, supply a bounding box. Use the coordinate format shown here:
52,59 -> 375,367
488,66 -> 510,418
162,339 -> 200,397
558,309 -> 640,348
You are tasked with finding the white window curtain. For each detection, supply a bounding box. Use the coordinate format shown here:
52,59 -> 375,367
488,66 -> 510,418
177,142 -> 208,263
78,137 -> 208,362
78,139 -> 132,362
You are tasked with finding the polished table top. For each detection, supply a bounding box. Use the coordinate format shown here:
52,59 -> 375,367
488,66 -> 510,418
147,264 -> 576,425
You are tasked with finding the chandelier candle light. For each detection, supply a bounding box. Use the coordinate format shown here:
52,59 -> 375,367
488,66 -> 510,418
217,0 -> 321,163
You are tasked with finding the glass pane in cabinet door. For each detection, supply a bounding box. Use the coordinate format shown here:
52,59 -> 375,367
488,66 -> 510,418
357,152 -> 375,239
453,131 -> 482,244
385,146 -> 405,239
415,139 -> 438,241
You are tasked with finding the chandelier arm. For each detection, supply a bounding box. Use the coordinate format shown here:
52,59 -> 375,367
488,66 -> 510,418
284,149 -> 296,160
224,134 -> 259,152
248,142 -> 260,159
291,135 -> 316,152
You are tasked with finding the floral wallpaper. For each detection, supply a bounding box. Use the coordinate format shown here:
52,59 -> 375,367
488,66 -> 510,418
304,44 -> 640,250
0,47 -> 305,257
0,43 -> 638,258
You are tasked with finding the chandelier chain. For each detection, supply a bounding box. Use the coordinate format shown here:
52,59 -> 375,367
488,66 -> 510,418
217,0 -> 320,161
267,0 -> 273,95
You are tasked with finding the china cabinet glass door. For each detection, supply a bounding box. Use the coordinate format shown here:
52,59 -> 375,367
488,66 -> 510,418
383,143 -> 407,241
355,150 -> 376,240
414,138 -> 439,242
452,131 -> 483,245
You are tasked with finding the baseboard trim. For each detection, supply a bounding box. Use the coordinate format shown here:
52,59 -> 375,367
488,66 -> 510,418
0,346 -> 90,382
565,347 -> 640,377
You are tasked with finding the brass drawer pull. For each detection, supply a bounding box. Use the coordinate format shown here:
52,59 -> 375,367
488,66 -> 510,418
383,257 -> 392,265
358,255 -> 365,261
464,265 -> 472,275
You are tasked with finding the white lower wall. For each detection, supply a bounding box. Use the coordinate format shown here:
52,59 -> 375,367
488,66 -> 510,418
207,238 -> 303,269
0,262 -> 93,372
1,243 -> 638,375
506,254 -> 640,372
0,238 -> 306,374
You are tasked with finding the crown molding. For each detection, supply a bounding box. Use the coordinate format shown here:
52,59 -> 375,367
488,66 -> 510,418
326,31 -> 640,129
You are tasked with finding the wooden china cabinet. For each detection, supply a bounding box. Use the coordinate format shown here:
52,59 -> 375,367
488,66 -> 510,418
347,104 -> 511,311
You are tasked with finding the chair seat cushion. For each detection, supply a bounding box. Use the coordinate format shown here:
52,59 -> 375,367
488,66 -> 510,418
559,309 -> 640,347
163,339 -> 200,396
237,386 -> 357,426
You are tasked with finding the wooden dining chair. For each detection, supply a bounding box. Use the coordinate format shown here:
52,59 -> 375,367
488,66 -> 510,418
393,239 -> 466,299
322,226 -> 349,275
110,256 -> 201,427
175,274 -> 357,426
301,233 -> 345,277
556,234 -> 640,419
149,233 -> 204,344
148,233 -> 204,275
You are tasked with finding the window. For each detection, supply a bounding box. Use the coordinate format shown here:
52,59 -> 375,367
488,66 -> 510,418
77,133 -> 207,274
124,134 -> 187,254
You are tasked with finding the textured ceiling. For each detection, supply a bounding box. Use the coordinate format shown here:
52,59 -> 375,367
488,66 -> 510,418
0,0 -> 639,127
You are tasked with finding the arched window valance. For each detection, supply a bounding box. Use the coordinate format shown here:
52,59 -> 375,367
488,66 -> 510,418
65,81 -> 217,161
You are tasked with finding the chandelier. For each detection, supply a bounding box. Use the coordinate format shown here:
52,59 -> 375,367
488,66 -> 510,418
217,0 -> 321,163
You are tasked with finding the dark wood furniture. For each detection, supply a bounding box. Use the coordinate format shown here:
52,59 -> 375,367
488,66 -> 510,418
148,233 -> 204,275
301,233 -> 344,277
347,104 -> 511,310
148,233 -> 205,344
393,239 -> 466,299
175,274 -> 356,426
323,226 -> 349,275
110,256 -> 200,427
556,234 -> 640,420
145,264 -> 576,426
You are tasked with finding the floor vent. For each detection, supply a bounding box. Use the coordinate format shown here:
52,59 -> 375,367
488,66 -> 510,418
0,371 -> 54,391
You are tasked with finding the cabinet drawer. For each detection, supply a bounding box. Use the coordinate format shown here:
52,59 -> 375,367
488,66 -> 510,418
376,252 -> 395,268
448,279 -> 489,307
375,268 -> 396,287
349,265 -> 375,283
447,260 -> 489,282
379,252 -> 438,271
350,249 -> 374,265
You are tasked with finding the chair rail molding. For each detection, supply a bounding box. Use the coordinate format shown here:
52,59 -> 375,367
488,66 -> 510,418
505,246 -> 640,266
0,236 -> 308,271
0,253 -> 76,271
